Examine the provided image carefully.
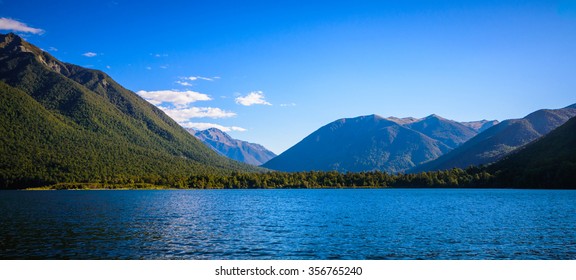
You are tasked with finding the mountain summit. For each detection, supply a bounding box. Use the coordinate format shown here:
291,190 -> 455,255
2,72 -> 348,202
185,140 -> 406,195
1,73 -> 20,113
402,114 -> 478,149
263,114 -> 453,173
190,128 -> 276,166
0,33 -> 255,188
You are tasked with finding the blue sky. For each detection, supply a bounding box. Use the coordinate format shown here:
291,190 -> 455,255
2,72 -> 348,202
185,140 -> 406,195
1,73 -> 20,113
2,0 -> 576,154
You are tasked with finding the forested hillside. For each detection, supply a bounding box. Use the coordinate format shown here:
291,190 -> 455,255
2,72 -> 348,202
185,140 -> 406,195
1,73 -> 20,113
0,33 -> 257,189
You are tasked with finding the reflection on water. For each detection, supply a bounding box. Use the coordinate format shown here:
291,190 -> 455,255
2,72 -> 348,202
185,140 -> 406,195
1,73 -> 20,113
1,189 -> 575,259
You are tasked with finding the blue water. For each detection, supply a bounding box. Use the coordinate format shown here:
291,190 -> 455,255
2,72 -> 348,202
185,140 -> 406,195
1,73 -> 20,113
0,189 -> 575,259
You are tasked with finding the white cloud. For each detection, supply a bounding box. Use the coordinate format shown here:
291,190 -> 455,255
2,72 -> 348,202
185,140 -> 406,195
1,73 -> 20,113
176,81 -> 193,87
280,103 -> 297,107
82,52 -> 97,57
181,122 -> 247,132
160,106 -> 236,122
136,90 -> 212,106
0,18 -> 44,34
235,91 -> 272,106
48,47 -> 58,52
185,76 -> 217,82
176,75 -> 219,87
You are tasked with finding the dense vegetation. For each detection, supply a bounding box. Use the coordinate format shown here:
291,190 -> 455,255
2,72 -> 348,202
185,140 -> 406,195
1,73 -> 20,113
0,81 -> 252,189
488,116 -> 576,189
22,167 -> 494,190
186,168 -> 496,189
0,33 -> 258,189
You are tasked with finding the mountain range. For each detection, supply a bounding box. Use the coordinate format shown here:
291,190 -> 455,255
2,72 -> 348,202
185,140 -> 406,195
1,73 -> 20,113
264,104 -> 575,174
0,33 -> 256,188
190,128 -> 276,166
263,114 -> 496,173
412,104 -> 576,172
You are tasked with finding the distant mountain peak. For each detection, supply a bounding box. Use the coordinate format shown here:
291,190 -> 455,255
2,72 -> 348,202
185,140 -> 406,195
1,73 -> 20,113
425,114 -> 442,119
201,127 -> 235,143
354,114 -> 384,121
386,116 -> 421,125
191,128 -> 276,166
460,119 -> 499,133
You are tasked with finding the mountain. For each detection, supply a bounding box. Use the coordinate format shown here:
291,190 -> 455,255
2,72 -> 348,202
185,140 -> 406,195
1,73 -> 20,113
190,128 -> 276,166
385,116 -> 420,125
401,114 -> 478,149
460,120 -> 499,133
0,33 -> 256,188
262,114 -> 452,173
489,116 -> 576,189
412,104 -> 576,172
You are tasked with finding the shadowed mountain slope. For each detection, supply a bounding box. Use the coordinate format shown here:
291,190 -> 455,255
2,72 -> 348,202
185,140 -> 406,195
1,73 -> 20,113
490,116 -> 576,188
0,33 -> 256,188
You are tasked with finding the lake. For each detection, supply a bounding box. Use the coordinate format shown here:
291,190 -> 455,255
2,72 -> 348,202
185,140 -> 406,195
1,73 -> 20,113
0,189 -> 575,259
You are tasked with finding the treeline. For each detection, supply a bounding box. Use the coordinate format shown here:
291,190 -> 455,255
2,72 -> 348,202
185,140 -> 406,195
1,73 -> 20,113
186,167 -> 495,189
5,166 -> 497,190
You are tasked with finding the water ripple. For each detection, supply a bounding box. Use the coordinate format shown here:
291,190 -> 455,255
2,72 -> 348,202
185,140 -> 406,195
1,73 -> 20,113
1,189 -> 575,259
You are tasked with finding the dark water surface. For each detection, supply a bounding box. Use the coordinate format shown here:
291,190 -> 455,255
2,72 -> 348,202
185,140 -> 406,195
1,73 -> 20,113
1,189 -> 575,259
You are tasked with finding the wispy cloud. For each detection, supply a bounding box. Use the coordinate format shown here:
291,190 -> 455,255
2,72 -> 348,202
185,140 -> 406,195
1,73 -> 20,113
176,75 -> 219,87
181,122 -> 247,132
151,53 -> 168,58
235,91 -> 272,106
48,47 -> 58,52
82,52 -> 97,57
0,18 -> 44,34
176,81 -> 193,87
136,90 -> 211,106
184,76 -> 219,82
280,103 -> 297,107
159,106 -> 236,122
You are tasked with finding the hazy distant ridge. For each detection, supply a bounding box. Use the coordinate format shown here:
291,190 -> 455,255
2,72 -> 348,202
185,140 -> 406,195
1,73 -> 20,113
190,128 -> 276,166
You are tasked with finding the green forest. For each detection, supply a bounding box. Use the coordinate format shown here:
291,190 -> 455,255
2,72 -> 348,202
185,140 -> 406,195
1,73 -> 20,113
23,159 -> 576,190
21,167 -> 545,190
25,168 -> 490,190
